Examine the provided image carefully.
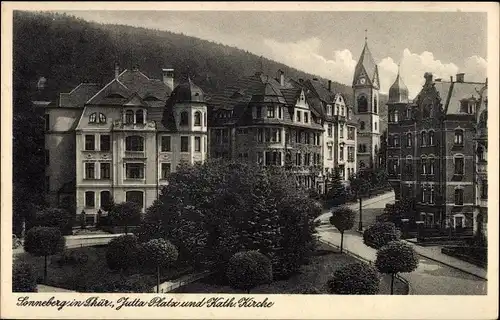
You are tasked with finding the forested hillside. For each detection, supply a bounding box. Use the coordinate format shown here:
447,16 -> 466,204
12,11 -> 387,233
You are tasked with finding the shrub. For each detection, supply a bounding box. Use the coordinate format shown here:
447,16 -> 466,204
13,261 -> 38,292
293,285 -> 322,294
52,250 -> 89,267
24,226 -> 65,282
105,235 -> 140,271
108,202 -> 142,234
329,206 -> 356,253
35,208 -> 73,235
363,222 -> 401,249
91,274 -> 154,293
141,238 -> 179,293
327,262 -> 380,295
226,251 -> 273,293
135,221 -> 165,242
375,241 -> 419,294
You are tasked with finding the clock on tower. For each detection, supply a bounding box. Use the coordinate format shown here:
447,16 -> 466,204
360,78 -> 366,85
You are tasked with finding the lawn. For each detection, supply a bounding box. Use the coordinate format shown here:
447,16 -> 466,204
173,243 -> 408,295
14,245 -> 193,292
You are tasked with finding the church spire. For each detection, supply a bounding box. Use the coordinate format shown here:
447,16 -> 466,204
352,33 -> 379,88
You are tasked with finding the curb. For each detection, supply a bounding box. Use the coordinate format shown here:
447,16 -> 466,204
402,240 -> 487,281
318,238 -> 412,295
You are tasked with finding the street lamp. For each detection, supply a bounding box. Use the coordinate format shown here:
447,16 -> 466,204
416,220 -> 425,242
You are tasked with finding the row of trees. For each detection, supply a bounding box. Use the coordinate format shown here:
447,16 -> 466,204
328,206 -> 419,294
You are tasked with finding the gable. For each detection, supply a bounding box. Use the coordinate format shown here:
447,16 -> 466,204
124,94 -> 148,107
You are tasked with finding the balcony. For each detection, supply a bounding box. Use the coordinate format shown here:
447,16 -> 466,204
124,151 -> 146,159
113,120 -> 156,131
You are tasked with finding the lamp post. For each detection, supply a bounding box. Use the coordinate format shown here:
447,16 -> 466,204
401,218 -> 409,239
416,220 -> 424,243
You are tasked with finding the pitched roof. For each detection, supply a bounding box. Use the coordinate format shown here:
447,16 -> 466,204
353,41 -> 379,85
58,83 -> 101,108
305,79 -> 336,103
444,82 -> 485,115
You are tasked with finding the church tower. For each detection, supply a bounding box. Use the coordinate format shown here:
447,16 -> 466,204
352,35 -> 381,170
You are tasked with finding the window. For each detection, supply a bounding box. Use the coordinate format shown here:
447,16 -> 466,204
373,96 -> 378,113
428,158 -> 435,175
421,157 -> 427,174
360,121 -> 365,131
100,191 -> 111,209
348,127 -> 355,140
454,130 -> 464,145
85,135 -> 95,151
327,105 -> 332,115
421,187 -> 426,203
429,131 -> 435,145
328,124 -> 333,137
481,180 -> 488,199
420,132 -> 427,146
100,135 -> 110,151
339,145 -> 344,161
180,111 -> 189,126
44,114 -> 50,131
99,113 -> 106,123
374,121 -> 377,131
394,134 -> 400,147
357,95 -> 368,113
454,189 -> 464,205
327,146 -> 333,160
125,110 -> 134,124
477,146 -> 486,162
348,147 -> 355,162
256,106 -> 262,118
100,163 -> 111,179
126,163 -> 144,179
341,106 -> 345,116
429,187 -> 435,204
278,106 -> 282,119
257,152 -> 264,165
85,191 -> 95,208
195,136 -> 201,152
296,153 -> 302,165
296,111 -> 301,122
389,110 -> 399,123
267,106 -> 275,118
125,136 -> 144,151
161,136 -> 171,152
192,111 -> 201,126
126,191 -> 144,209
85,163 -> 95,179
406,107 -> 412,119
459,100 -> 472,114
89,113 -> 97,123
181,136 -> 189,152
406,133 -> 412,147
340,124 -> 344,138
304,112 -> 309,123
405,158 -> 413,175
161,163 -> 171,179
258,128 -> 264,142
454,156 -> 464,175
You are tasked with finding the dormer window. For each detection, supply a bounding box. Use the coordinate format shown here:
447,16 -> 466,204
327,105 -> 332,116
304,112 -> 309,124
454,129 -> 464,146
460,99 -> 475,114
125,110 -> 134,124
267,106 -> 275,118
194,111 -> 202,126
296,110 -> 301,122
406,107 -> 412,119
89,113 -> 97,123
136,110 -> 144,124
98,113 -> 106,123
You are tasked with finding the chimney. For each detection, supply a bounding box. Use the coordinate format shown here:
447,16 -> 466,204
456,73 -> 465,83
162,68 -> 175,91
114,63 -> 120,79
278,69 -> 285,86
485,77 -> 488,85
328,80 -> 332,92
450,76 -> 453,82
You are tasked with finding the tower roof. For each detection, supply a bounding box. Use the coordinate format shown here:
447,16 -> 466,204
388,66 -> 409,103
353,41 -> 379,86
169,77 -> 205,103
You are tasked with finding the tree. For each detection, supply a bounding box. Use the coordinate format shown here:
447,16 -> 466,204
349,172 -> 371,231
24,227 -> 65,282
363,222 -> 401,249
79,210 -> 87,229
108,202 -> 142,234
326,167 -> 348,207
105,235 -> 140,272
35,207 -> 73,235
226,251 -> 272,293
13,261 -> 38,292
375,241 -> 419,294
141,238 -> 179,293
383,198 -> 416,229
327,262 -> 380,295
329,206 -> 356,253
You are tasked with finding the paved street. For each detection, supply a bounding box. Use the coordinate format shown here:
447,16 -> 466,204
316,191 -> 487,295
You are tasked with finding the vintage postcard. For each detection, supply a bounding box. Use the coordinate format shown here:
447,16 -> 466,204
1,2 -> 498,319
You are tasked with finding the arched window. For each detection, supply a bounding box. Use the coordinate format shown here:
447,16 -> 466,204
89,113 -> 97,123
126,191 -> 144,210
373,96 -> 378,113
357,95 -> 368,113
421,131 -> 427,146
100,191 -> 111,210
477,146 -> 486,162
406,107 -> 412,119
125,135 -> 144,151
125,110 -> 134,124
180,111 -> 189,126
406,133 -> 413,147
454,129 -> 464,146
360,121 -> 365,131
194,111 -> 201,126
428,156 -> 435,175
98,113 -> 106,123
135,110 -> 144,124
405,156 -> 413,175
85,191 -> 95,208
421,155 -> 427,175
394,134 -> 400,147
428,131 -> 435,146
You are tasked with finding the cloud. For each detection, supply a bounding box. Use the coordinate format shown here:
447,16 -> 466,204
263,37 -> 357,85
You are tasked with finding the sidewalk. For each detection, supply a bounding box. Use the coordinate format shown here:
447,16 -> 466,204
37,284 -> 76,292
403,241 -> 487,280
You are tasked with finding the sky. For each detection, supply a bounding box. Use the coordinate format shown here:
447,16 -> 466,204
60,10 -> 488,98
